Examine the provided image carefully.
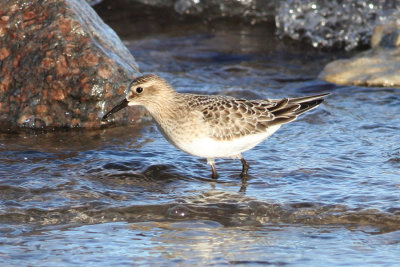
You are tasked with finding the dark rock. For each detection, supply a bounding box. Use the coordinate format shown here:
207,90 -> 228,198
0,0 -> 143,131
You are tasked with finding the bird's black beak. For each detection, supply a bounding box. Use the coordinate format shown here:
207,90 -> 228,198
102,98 -> 129,120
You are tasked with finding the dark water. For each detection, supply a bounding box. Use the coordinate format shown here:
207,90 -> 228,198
1,22 -> 400,266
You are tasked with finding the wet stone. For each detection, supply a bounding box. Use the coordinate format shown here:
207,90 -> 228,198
319,23 -> 400,88
0,0 -> 143,131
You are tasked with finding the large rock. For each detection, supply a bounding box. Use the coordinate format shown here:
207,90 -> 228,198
319,24 -> 400,87
0,0 -> 142,130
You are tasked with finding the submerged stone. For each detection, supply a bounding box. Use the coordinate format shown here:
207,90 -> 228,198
0,0 -> 142,131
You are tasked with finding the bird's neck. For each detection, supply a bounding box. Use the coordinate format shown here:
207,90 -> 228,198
146,92 -> 185,123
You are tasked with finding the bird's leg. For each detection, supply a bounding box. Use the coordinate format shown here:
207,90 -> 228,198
211,162 -> 219,179
208,159 -> 218,179
238,154 -> 250,177
240,158 -> 249,176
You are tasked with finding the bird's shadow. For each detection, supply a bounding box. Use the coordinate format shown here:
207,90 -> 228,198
97,161 -> 250,193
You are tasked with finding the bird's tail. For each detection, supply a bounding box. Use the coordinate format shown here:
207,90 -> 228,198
267,93 -> 329,126
290,93 -> 329,116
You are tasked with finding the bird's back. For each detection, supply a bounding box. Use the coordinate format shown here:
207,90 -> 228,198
184,93 -> 328,142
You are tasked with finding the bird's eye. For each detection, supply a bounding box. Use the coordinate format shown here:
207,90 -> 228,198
136,87 -> 143,93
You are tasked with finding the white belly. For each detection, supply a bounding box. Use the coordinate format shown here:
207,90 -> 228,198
175,125 -> 281,159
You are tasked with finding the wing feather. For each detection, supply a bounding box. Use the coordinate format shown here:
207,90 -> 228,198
187,93 -> 328,141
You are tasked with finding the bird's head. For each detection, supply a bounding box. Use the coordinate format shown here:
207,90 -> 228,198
102,74 -> 175,120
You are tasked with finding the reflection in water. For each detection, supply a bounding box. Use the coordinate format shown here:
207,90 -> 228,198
1,22 -> 400,266
2,221 -> 400,266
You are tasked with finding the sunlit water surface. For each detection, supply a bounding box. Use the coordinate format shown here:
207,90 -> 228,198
1,23 -> 400,266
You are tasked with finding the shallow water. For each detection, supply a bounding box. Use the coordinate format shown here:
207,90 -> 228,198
1,22 -> 400,265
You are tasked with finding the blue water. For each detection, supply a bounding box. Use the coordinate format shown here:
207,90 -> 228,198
1,23 -> 400,266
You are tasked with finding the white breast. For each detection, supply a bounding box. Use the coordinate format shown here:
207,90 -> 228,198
175,125 -> 281,159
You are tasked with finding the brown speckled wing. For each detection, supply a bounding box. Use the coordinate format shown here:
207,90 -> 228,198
187,95 -> 296,141
187,93 -> 327,141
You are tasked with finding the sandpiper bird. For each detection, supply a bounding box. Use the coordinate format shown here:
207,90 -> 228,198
103,74 -> 328,179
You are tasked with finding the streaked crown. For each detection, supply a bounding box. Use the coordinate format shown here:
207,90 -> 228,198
126,74 -> 176,107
